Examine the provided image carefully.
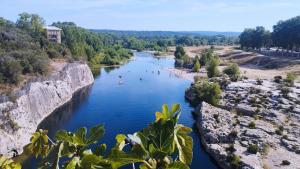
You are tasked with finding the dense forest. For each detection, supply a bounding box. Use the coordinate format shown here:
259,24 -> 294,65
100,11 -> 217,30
239,16 -> 300,51
94,30 -> 239,51
0,13 -> 133,85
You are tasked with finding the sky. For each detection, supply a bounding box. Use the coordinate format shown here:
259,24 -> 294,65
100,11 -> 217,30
1,0 -> 300,32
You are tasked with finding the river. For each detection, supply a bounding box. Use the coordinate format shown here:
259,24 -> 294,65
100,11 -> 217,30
23,52 -> 218,169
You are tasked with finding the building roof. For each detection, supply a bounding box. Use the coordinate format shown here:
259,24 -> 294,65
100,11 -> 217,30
43,26 -> 62,31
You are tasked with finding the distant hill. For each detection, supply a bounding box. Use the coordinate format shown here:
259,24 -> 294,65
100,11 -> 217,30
91,29 -> 240,37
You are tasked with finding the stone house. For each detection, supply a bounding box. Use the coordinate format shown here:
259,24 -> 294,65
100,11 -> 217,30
43,26 -> 62,43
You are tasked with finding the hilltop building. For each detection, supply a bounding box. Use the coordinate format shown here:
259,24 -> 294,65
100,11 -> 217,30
43,26 -> 62,43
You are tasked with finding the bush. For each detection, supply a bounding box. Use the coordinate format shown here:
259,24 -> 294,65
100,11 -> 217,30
206,57 -> 220,78
281,160 -> 291,166
228,154 -> 241,169
229,130 -> 238,138
247,144 -> 259,154
226,144 -> 236,153
0,57 -> 22,84
188,80 -> 222,106
280,86 -> 291,97
256,78 -> 263,85
193,56 -> 201,72
275,125 -> 284,135
262,143 -> 270,156
47,49 -> 62,59
274,76 -> 282,83
248,121 -> 256,129
284,72 -> 296,87
223,63 -> 240,81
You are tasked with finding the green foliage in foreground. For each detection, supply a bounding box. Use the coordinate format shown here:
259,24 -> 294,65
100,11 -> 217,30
1,104 -> 193,169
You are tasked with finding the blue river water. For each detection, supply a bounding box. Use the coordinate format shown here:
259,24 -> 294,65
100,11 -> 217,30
23,52 -> 218,169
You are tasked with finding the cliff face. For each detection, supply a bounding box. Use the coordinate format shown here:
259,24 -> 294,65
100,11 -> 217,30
0,62 -> 94,157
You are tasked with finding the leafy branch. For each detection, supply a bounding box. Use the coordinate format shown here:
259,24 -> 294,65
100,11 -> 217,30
1,104 -> 193,169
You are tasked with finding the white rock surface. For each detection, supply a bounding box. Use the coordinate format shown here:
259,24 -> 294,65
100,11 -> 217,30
196,102 -> 300,169
0,62 -> 94,157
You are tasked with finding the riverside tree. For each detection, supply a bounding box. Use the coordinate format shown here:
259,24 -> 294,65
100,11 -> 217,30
206,56 -> 220,78
174,46 -> 186,59
193,56 -> 201,72
186,80 -> 222,106
1,104 -> 193,169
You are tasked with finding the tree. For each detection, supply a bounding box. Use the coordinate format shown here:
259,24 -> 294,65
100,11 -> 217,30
187,80 -> 222,106
193,56 -> 201,72
273,16 -> 300,51
223,63 -> 240,81
200,48 -> 216,66
174,46 -> 185,59
206,56 -> 220,78
239,26 -> 271,49
16,12 -> 45,39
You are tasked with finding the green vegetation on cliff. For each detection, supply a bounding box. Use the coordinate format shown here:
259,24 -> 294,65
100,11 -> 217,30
0,13 -> 133,85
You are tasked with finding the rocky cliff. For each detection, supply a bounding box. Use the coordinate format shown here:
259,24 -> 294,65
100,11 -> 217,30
0,62 -> 94,157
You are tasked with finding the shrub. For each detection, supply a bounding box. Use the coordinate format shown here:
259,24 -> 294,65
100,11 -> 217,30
274,76 -> 282,83
284,73 -> 296,87
262,143 -> 270,156
281,160 -> 291,166
47,49 -> 62,58
206,57 -> 220,78
276,125 -> 284,135
247,144 -> 259,154
248,121 -> 256,129
280,86 -> 291,97
256,78 -> 263,85
229,130 -> 238,138
223,63 -> 240,81
226,144 -> 236,153
187,80 -> 222,106
0,57 -> 22,84
228,154 -> 241,169
193,57 -> 201,72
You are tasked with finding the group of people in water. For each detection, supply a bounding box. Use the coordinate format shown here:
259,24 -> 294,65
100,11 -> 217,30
118,69 -> 161,85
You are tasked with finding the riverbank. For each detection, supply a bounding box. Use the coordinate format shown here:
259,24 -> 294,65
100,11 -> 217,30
187,77 -> 300,169
0,62 -> 94,157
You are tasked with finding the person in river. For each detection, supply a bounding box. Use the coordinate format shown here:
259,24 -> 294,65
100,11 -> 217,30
140,77 -> 142,81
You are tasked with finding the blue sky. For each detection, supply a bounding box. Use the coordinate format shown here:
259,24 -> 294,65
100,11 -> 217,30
1,0 -> 300,31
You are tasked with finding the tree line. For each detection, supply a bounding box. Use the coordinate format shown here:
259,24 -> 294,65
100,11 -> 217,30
239,16 -> 300,51
0,13 -> 133,85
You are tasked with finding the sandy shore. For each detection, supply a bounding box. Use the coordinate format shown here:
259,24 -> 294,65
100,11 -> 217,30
167,65 -> 300,82
166,68 -> 206,81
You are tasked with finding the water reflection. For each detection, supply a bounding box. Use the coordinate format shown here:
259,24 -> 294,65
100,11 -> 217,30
38,85 -> 92,138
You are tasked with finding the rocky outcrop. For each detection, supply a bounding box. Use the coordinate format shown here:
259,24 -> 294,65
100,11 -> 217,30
0,62 -> 94,157
196,102 -> 300,169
